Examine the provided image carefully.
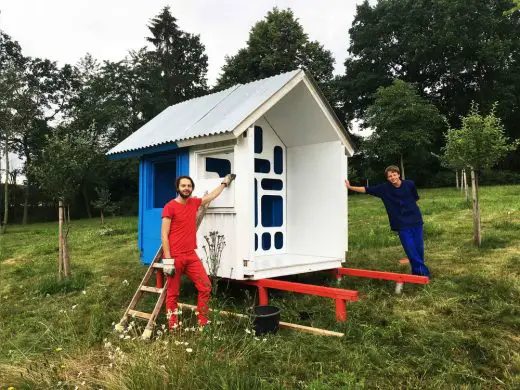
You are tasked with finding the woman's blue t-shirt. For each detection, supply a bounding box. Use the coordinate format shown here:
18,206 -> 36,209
364,180 -> 423,231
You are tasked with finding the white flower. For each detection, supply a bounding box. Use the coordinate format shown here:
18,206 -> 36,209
245,329 -> 251,334
114,323 -> 125,333
194,311 -> 199,316
109,362 -> 113,368
262,338 -> 267,342
81,381 -> 86,386
254,337 -> 260,341
82,290 -> 86,295
124,335 -> 131,339
122,280 -> 129,286
172,323 -> 178,329
160,364 -> 166,369
166,309 -> 173,320
174,341 -> 182,345
72,304 -> 78,310
186,348 -> 193,353
161,324 -> 166,330
184,342 -> 189,346
119,334 -> 124,339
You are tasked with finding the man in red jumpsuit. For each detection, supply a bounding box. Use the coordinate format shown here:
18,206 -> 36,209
161,175 -> 233,328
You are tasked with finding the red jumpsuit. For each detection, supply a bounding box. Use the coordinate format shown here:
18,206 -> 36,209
161,197 -> 211,327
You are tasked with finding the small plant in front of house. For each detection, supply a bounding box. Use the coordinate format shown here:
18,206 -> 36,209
203,231 -> 225,293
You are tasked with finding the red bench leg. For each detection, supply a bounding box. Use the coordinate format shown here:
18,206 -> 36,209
335,299 -> 347,322
156,271 -> 164,288
258,286 -> 269,305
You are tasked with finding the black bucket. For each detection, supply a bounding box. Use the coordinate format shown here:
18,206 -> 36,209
252,305 -> 280,335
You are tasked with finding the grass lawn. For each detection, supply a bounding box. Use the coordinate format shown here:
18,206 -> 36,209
0,185 -> 519,389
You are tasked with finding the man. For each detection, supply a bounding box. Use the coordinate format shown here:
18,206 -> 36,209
161,174 -> 233,328
345,166 -> 430,279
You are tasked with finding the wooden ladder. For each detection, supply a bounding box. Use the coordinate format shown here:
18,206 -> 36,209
116,176 -> 235,340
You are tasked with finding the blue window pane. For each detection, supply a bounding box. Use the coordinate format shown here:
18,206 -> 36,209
254,179 -> 258,227
205,157 -> 231,177
261,195 -> 283,227
261,178 -> 283,191
254,126 -> 263,154
262,233 -> 271,250
274,232 -> 283,249
154,161 -> 176,208
255,158 -> 270,173
274,146 -> 283,174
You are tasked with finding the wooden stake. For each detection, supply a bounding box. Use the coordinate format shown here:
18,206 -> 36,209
470,169 -> 482,245
177,302 -> 344,338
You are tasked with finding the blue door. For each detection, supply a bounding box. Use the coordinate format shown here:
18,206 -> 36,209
138,150 -> 189,264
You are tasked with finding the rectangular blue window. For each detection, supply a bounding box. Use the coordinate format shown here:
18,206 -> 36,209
153,160 -> 176,208
261,195 -> 283,227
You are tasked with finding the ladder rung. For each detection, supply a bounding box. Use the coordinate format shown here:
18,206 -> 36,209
141,286 -> 163,294
128,309 -> 152,320
152,263 -> 165,269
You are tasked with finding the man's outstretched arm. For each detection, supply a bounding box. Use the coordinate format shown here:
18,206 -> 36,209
201,174 -> 236,206
345,179 -> 366,194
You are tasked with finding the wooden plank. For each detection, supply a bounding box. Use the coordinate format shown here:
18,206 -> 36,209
241,279 -> 359,300
141,286 -> 163,294
177,302 -> 344,337
128,309 -> 153,320
338,268 -> 429,284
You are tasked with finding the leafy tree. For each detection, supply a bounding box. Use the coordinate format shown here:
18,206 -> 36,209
31,125 -> 99,278
216,7 -> 335,96
504,0 -> 520,15
442,103 -> 519,245
91,187 -> 117,226
339,0 -> 520,151
144,6 -> 208,117
363,79 -> 444,179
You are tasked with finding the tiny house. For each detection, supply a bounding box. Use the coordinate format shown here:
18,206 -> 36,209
108,69 -> 355,280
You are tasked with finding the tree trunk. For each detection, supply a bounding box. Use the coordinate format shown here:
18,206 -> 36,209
470,169 -> 482,245
100,209 -> 104,226
2,135 -> 9,233
62,202 -> 71,278
58,200 -> 64,279
463,169 -> 469,202
400,155 -> 406,180
455,170 -> 459,189
22,180 -> 29,225
82,185 -> 92,218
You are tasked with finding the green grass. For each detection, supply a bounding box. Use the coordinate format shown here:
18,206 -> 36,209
0,185 -> 519,389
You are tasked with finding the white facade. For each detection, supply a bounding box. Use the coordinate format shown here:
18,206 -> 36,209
191,74 -> 351,280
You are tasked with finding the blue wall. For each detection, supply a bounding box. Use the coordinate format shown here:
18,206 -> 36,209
138,149 -> 189,264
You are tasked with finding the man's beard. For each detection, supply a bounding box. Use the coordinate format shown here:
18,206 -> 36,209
179,190 -> 192,199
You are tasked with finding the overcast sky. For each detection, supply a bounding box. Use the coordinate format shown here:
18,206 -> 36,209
0,0 -> 371,86
0,1 -> 373,175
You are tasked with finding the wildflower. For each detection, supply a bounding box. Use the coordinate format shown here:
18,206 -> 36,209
60,364 -> 65,368
8,387 -> 15,390
254,337 -> 260,341
124,335 -> 131,340
194,311 -> 199,316
77,371 -> 83,377
119,334 -> 124,339
174,341 -> 182,345
81,381 -> 86,386
122,280 -> 129,286
184,342 -> 189,346
59,309 -> 66,314
46,293 -> 50,298
216,321 -> 223,325
72,304 -> 78,310
262,338 -> 267,342
82,290 -> 86,295
161,324 -> 166,330
172,323 -> 178,329
104,341 -> 112,349
55,347 -> 62,352
186,348 -> 193,353
245,329 -> 251,334
166,310 -> 173,320
160,364 -> 166,369
109,362 -> 113,368
114,323 -> 125,333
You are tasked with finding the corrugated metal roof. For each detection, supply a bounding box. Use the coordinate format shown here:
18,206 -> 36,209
107,69 -> 301,155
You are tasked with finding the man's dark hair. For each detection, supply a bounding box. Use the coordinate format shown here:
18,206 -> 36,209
384,165 -> 400,177
176,175 -> 195,191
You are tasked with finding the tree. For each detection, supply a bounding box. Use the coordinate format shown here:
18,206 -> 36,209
144,6 -> 208,116
442,103 -> 519,245
216,8 -> 335,95
0,31 -> 24,232
363,79 -> 444,179
31,125 -> 99,278
339,0 -> 520,154
91,187 -> 116,226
